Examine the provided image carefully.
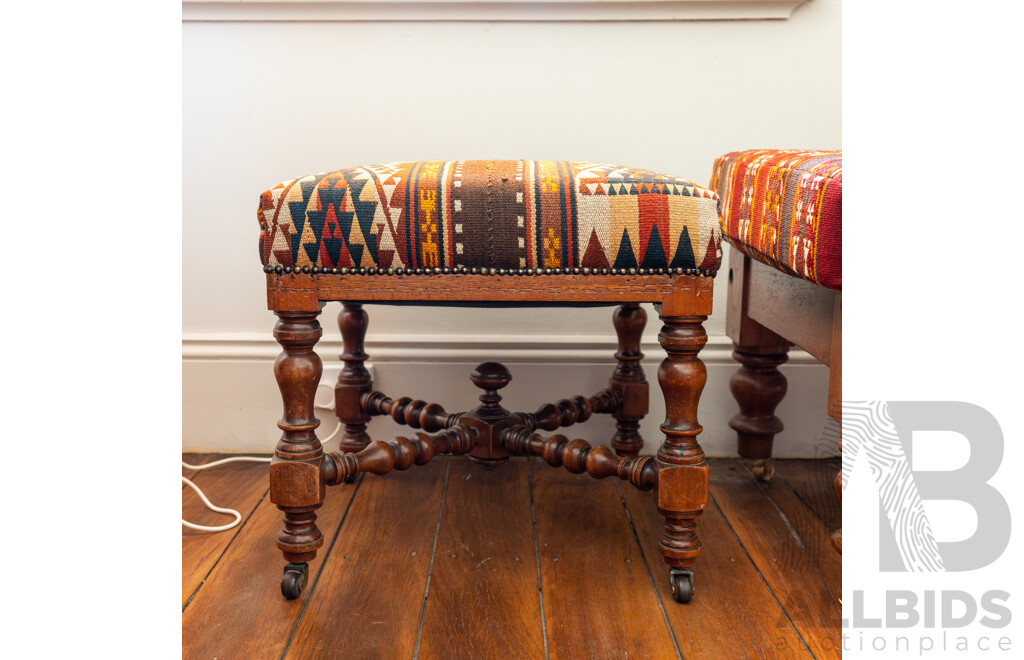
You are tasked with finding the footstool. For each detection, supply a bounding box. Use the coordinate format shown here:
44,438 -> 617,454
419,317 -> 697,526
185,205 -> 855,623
257,160 -> 722,602
711,149 -> 842,551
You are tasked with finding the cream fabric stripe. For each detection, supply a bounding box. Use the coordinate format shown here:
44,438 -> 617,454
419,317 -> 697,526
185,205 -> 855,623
526,160 -> 538,268
440,159 -> 455,264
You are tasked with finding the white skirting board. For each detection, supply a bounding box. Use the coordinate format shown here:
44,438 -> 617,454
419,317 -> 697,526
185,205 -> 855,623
182,333 -> 836,458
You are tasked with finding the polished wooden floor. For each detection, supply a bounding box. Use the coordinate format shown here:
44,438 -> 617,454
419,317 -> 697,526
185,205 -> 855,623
183,455 -> 841,659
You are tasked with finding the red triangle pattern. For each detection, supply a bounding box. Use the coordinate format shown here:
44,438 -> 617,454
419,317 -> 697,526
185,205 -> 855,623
581,229 -> 611,269
699,233 -> 718,271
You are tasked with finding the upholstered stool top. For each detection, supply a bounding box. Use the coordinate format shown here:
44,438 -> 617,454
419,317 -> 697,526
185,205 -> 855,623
258,160 -> 721,277
711,149 -> 841,290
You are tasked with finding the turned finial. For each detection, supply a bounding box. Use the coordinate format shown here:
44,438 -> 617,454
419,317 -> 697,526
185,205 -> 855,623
468,361 -> 513,423
470,362 -> 512,391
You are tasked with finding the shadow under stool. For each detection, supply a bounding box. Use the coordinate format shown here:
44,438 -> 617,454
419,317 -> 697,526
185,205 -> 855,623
711,149 -> 843,553
257,160 -> 722,603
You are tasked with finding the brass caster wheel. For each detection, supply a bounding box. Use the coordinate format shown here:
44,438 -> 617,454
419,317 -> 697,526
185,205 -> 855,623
281,562 -> 309,600
669,568 -> 694,604
751,458 -> 774,482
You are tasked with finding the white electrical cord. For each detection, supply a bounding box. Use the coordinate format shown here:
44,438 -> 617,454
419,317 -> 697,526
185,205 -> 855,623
181,473 -> 245,532
182,383 -> 342,533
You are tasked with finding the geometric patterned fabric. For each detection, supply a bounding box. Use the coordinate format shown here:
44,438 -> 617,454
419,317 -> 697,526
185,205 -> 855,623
258,160 -> 722,276
711,150 -> 841,290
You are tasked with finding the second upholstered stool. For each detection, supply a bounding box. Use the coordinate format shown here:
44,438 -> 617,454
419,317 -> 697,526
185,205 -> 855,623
257,160 -> 721,602
711,149 -> 842,550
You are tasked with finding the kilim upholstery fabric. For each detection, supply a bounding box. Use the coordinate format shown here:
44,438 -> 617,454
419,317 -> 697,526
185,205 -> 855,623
711,150 -> 842,290
258,160 -> 721,276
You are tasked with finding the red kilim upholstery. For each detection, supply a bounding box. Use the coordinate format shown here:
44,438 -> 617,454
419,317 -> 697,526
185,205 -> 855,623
711,150 -> 841,290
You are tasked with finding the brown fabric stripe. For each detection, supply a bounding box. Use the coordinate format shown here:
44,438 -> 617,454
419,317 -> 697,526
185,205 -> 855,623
452,160 -> 491,268
480,159 -> 525,269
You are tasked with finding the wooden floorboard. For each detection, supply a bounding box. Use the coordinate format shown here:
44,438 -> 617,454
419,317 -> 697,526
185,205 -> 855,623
618,481 -> 813,659
772,459 -> 842,532
182,459 -> 269,606
758,462 -> 842,609
182,476 -> 360,660
283,460 -> 449,659
181,453 -> 206,481
709,459 -> 842,659
182,452 -> 226,484
417,459 -> 546,660
532,465 -> 680,660
182,455 -> 841,659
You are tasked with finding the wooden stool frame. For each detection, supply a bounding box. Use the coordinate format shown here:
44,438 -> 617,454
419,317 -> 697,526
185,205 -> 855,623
725,246 -> 843,552
267,271 -> 714,602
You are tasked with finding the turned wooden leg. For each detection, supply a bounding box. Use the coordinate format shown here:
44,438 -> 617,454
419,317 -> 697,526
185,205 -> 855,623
831,426 -> 843,554
335,303 -> 373,452
729,347 -> 788,481
610,304 -> 649,457
828,299 -> 842,554
655,311 -> 709,604
270,311 -> 327,600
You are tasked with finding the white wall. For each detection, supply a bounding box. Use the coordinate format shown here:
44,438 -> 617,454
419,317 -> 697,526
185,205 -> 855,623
183,0 -> 841,456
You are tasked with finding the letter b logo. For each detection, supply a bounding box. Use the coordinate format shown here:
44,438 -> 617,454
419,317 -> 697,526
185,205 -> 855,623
843,401 -> 1010,572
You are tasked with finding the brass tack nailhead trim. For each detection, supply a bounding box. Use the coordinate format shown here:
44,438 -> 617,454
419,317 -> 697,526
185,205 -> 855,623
263,264 -> 718,277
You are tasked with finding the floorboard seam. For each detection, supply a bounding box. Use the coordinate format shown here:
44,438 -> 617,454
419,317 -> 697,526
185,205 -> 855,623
778,464 -> 840,533
182,479 -> 269,612
614,480 -> 684,660
753,464 -> 843,614
788,486 -> 837,532
280,474 -> 366,660
741,463 -> 809,554
528,459 -> 550,660
709,489 -> 816,658
412,459 -> 452,660
765,462 -> 835,532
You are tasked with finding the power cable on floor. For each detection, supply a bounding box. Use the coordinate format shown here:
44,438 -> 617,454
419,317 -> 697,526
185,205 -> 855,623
182,383 -> 341,533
